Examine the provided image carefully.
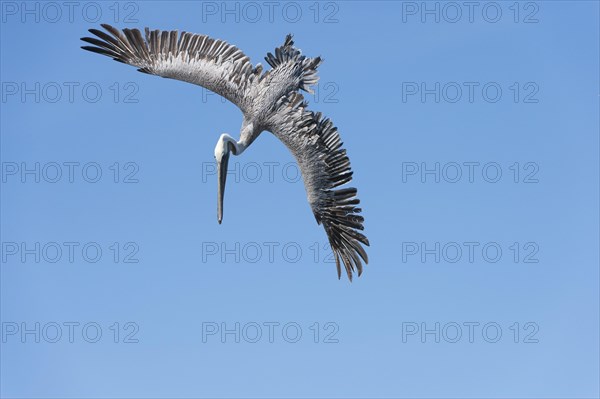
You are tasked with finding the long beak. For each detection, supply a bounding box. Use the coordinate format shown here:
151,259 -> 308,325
217,152 -> 230,224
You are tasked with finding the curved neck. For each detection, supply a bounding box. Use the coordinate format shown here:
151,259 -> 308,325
223,134 -> 247,156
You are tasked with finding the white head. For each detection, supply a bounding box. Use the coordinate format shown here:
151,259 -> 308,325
214,133 -> 230,161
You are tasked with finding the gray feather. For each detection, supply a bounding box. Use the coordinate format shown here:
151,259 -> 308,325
81,27 -> 368,280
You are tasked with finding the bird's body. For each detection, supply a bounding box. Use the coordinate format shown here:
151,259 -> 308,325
82,25 -> 369,280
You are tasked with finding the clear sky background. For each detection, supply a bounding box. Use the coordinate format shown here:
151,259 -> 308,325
1,1 -> 599,398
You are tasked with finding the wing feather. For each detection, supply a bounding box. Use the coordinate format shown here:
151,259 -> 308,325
81,24 -> 256,112
265,93 -> 369,281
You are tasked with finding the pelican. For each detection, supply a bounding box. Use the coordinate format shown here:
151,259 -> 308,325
81,24 -> 369,280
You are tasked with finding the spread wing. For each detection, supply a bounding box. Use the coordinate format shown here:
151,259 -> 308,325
265,93 -> 369,281
81,24 -> 258,113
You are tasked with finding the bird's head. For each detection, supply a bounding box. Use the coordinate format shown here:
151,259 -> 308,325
214,134 -> 234,224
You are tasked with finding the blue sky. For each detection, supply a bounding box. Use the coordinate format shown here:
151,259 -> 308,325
1,1 -> 599,398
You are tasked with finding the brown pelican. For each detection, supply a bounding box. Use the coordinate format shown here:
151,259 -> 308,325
81,24 -> 369,280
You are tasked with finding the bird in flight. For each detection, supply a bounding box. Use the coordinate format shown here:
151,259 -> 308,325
81,24 -> 369,280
